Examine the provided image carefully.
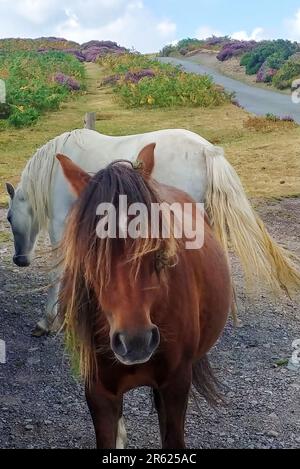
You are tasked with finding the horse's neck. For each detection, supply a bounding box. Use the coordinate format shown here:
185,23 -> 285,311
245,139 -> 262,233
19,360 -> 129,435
21,135 -> 66,230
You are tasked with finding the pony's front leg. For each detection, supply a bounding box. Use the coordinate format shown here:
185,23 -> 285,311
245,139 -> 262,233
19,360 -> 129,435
85,383 -> 124,449
157,366 -> 192,449
33,278 -> 61,337
33,220 -> 64,336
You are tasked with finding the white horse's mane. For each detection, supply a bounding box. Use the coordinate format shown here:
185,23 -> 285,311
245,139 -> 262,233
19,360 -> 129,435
19,131 -> 73,230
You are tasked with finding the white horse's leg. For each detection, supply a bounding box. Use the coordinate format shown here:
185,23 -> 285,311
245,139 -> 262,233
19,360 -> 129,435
32,219 -> 64,336
116,417 -> 127,449
33,280 -> 61,336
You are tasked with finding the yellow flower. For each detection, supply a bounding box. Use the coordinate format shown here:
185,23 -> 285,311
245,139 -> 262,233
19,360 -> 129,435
20,86 -> 28,90
147,96 -> 154,105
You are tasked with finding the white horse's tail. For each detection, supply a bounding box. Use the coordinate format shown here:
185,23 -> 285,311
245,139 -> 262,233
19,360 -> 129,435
204,146 -> 300,296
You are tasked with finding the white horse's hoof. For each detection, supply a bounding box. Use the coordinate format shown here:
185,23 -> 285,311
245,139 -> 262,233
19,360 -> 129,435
31,316 -> 62,337
31,324 -> 49,337
116,417 -> 127,449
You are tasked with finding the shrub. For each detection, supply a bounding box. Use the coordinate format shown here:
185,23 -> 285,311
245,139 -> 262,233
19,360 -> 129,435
116,73 -> 229,108
159,36 -> 229,57
0,103 -> 11,119
159,44 -> 177,57
54,72 -> 81,90
100,53 -> 230,109
8,106 -> 39,127
281,115 -> 295,122
206,36 -> 229,46
272,58 -> 300,89
256,63 -> 278,83
217,40 -> 257,62
0,51 -> 86,127
240,40 -> 298,75
265,113 -> 280,121
99,53 -> 174,75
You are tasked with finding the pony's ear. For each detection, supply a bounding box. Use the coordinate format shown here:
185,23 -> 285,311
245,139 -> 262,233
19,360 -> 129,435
136,143 -> 156,178
56,154 -> 91,196
6,183 -> 15,200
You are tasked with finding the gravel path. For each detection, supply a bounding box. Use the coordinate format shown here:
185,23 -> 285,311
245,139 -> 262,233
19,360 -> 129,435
0,199 -> 299,449
158,57 -> 300,123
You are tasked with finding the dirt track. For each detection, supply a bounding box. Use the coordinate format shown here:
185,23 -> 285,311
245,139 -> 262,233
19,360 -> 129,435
0,199 -> 299,449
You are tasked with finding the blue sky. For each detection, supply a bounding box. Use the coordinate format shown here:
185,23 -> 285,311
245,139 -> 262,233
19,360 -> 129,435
0,0 -> 300,52
145,0 -> 300,40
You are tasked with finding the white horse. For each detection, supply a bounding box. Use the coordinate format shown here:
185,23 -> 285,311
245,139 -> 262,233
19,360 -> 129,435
6,128 -> 300,336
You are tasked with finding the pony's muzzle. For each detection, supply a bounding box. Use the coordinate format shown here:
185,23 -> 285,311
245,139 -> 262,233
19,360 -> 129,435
13,254 -> 30,267
111,326 -> 160,365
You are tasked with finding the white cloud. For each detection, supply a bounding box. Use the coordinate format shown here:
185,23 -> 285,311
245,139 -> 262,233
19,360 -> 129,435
14,0 -> 58,25
157,20 -> 177,37
195,26 -> 223,40
63,9 -> 80,29
0,0 -> 177,52
195,24 -> 267,42
231,27 -> 266,41
285,8 -> 300,41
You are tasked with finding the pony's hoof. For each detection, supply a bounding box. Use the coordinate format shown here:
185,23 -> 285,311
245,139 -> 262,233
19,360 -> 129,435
31,325 -> 48,337
234,319 -> 244,328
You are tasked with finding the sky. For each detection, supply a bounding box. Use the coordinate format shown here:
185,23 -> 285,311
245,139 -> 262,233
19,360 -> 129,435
0,0 -> 300,52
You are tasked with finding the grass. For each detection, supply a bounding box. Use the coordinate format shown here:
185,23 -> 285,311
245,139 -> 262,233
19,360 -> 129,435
0,231 -> 11,243
1,61 -> 300,208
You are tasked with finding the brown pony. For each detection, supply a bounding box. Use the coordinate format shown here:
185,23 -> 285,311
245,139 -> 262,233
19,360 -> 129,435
56,144 -> 231,449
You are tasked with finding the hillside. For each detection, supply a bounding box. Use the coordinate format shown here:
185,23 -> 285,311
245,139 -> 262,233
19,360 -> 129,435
160,37 -> 300,91
0,37 -> 128,62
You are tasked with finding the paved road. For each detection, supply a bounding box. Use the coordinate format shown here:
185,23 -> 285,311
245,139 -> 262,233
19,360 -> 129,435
159,57 -> 300,123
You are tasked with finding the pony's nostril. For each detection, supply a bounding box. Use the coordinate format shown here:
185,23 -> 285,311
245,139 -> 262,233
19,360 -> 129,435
112,332 -> 127,357
149,326 -> 160,352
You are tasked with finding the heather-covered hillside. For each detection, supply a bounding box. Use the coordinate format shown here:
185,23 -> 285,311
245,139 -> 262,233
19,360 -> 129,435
0,37 -> 128,62
160,36 -> 300,90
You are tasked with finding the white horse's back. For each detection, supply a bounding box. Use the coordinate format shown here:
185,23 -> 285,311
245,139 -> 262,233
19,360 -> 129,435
56,128 -> 210,202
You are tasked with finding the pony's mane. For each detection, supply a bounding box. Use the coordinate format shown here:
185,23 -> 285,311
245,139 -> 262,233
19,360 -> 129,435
60,162 -> 178,383
19,132 -> 72,230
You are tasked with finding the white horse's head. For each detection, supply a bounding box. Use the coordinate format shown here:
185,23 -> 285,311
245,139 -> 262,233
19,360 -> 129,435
6,183 -> 39,267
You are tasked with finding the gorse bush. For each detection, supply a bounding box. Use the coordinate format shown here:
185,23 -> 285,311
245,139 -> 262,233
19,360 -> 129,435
159,36 -> 230,57
240,40 -> 298,75
116,73 -> 228,108
99,53 -> 230,108
272,58 -> 300,89
0,51 -> 85,127
99,53 -> 170,74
